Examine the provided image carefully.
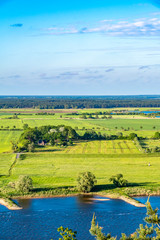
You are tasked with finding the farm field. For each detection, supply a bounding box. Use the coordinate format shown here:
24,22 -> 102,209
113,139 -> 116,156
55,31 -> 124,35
3,152 -> 159,190
0,117 -> 160,137
0,131 -> 22,153
41,140 -> 140,154
140,139 -> 160,149
0,108 -> 160,196
0,154 -> 16,176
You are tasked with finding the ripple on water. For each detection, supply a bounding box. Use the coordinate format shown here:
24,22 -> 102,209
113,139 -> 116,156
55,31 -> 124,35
0,196 -> 159,240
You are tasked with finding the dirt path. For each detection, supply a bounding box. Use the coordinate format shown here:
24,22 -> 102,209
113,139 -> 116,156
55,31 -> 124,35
8,153 -> 21,176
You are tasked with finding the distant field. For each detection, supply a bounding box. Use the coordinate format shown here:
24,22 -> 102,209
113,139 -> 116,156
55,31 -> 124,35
0,116 -> 160,134
0,131 -> 22,153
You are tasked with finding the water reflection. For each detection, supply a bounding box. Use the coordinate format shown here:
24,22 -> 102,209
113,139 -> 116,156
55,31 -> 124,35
18,199 -> 32,209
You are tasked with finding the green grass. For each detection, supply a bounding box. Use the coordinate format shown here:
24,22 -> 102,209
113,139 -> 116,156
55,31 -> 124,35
1,108 -> 160,196
6,152 -> 160,191
0,131 -> 22,153
140,139 -> 160,149
0,154 -> 16,176
44,140 -> 140,154
0,110 -> 160,138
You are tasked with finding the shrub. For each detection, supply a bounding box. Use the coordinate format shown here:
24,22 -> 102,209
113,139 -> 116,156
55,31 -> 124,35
77,172 -> 97,193
15,175 -> 33,193
109,174 -> 128,187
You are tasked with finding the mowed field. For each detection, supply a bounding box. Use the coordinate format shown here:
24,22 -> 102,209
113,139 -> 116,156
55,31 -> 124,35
6,152 -> 160,190
0,139 -> 160,191
0,131 -> 22,153
0,154 -> 16,176
44,140 -> 140,154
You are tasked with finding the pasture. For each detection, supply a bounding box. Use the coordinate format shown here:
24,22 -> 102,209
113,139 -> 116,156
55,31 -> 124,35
39,140 -> 140,154
0,131 -> 22,153
6,151 -> 160,191
0,108 -> 160,196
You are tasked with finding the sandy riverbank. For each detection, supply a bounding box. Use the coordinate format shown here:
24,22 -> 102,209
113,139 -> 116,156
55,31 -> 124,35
0,198 -> 22,210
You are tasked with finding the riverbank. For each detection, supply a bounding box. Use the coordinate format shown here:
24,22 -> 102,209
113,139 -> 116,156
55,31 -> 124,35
3,188 -> 160,210
0,197 -> 22,210
2,192 -> 145,210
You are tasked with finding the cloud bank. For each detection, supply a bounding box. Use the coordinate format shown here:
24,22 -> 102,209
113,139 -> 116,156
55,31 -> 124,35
40,16 -> 160,36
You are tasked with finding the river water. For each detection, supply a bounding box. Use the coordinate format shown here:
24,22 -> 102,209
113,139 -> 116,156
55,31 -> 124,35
0,195 -> 160,240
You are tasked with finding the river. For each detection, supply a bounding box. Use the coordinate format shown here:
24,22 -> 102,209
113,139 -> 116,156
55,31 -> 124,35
0,195 -> 160,240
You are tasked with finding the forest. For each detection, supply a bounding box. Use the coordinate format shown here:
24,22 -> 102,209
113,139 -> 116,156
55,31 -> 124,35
1,96 -> 160,109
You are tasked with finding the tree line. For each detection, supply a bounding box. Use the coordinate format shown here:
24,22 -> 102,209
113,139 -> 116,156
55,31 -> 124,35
1,96 -> 160,109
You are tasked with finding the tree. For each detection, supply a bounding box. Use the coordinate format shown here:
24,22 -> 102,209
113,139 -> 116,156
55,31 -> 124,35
77,172 -> 97,193
23,124 -> 29,130
11,141 -> 18,152
109,174 -> 128,187
89,200 -> 160,240
153,132 -> 160,139
15,175 -> 33,193
128,133 -> 137,140
28,142 -> 35,152
57,227 -> 77,240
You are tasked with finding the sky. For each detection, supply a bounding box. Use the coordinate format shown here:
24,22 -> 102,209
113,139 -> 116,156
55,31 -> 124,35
0,0 -> 160,95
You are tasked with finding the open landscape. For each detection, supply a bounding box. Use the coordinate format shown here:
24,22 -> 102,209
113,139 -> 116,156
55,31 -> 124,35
2,0 -> 160,238
1,107 -> 160,202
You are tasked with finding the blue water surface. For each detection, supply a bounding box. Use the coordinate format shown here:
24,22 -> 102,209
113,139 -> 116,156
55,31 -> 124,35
0,196 -> 160,240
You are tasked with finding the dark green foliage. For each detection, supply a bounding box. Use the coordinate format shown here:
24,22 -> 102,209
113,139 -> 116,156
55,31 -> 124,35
153,132 -> 160,139
11,141 -> 18,152
57,227 -> 77,240
90,214 -> 115,240
23,124 -> 29,130
77,172 -> 97,193
128,133 -> 137,140
15,175 -> 33,193
18,125 -> 78,151
109,174 -> 128,187
2,96 -> 160,109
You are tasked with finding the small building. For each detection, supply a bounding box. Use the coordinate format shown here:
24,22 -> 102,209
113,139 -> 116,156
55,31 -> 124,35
38,140 -> 47,146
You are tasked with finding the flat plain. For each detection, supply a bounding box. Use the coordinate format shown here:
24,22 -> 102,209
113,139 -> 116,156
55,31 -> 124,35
0,108 -> 160,196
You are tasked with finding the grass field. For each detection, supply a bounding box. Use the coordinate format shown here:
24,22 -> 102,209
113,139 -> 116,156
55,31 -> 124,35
3,152 -> 159,192
39,140 -> 140,154
140,139 -> 160,149
0,154 -> 16,176
1,108 -> 160,197
0,131 -> 22,153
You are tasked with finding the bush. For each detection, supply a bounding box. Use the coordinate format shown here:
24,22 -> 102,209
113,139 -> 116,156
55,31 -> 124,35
15,175 -> 33,193
109,174 -> 128,187
77,172 -> 97,193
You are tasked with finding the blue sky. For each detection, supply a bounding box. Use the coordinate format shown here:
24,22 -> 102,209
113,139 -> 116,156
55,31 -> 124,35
1,0 -> 160,95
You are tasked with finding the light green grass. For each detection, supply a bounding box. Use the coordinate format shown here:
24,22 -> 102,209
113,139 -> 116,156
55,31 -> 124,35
8,152 -> 160,190
0,131 -> 22,153
0,154 -> 16,176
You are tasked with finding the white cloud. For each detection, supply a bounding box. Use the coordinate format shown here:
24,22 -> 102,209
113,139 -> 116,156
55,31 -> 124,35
39,16 -> 160,36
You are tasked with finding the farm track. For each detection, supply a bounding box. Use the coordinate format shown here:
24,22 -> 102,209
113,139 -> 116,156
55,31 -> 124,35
8,153 -> 21,176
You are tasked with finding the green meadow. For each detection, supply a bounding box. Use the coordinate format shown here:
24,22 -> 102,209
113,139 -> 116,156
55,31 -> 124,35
0,108 -> 160,197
